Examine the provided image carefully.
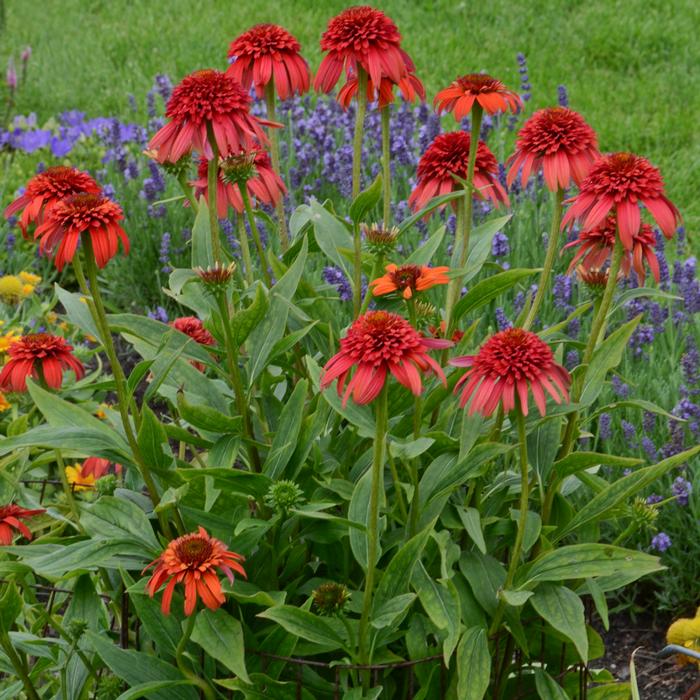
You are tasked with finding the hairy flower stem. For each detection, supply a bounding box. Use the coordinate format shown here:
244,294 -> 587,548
523,188 -> 565,330
556,235 -> 625,466
381,104 -> 392,226
77,238 -> 175,538
445,105 -> 483,336
264,83 -> 289,253
236,215 -> 255,287
489,409 -> 529,637
358,385 -> 388,674
352,68 -> 368,316
215,293 -> 261,472
175,613 -> 215,700
205,125 -> 223,264
240,186 -> 272,287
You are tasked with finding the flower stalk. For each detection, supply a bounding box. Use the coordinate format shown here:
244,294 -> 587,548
205,125 -> 223,264
240,185 -> 272,287
264,82 -> 289,252
381,104 -> 391,226
352,68 -> 368,316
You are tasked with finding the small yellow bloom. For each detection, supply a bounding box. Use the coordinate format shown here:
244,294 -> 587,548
94,403 -> 111,420
79,296 -> 88,305
0,276 -> 24,302
58,321 -> 69,332
21,284 -> 35,297
46,312 -> 58,325
0,392 -> 11,412
19,271 -> 41,285
667,607 -> 700,667
0,331 -> 21,354
65,464 -> 96,491
85,334 -> 97,343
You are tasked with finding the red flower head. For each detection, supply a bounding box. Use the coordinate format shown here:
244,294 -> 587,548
370,263 -> 450,299
171,316 -> 215,372
144,526 -> 246,616
507,107 -> 599,191
451,328 -> 570,417
148,69 -> 276,164
0,334 -> 84,393
81,457 -> 122,479
315,6 -> 412,94
321,311 -> 451,406
563,214 -> 660,285
192,149 -> 286,218
561,152 -> 681,250
0,504 -> 45,545
227,24 -> 310,100
409,131 -> 509,214
434,74 -> 522,120
337,71 -> 425,110
34,193 -> 129,271
4,166 -> 101,236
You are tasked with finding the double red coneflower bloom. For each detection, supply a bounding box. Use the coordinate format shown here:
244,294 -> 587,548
507,107 -> 599,191
562,152 -> 681,250
321,311 -> 451,406
451,328 -> 570,417
144,527 -> 246,616
4,166 -> 101,235
0,334 -> 84,392
409,132 -> 509,213
227,24 -> 310,100
171,316 -> 215,372
370,263 -> 450,299
81,457 -> 122,478
149,69 -> 275,163
435,74 -> 521,120
0,504 -> 45,545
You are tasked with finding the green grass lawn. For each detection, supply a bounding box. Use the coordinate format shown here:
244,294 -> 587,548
2,0 -> 699,229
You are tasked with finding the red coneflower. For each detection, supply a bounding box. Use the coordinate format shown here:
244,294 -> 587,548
337,71 -> 425,110
370,263 -> 450,299
148,69 -> 275,164
451,328 -> 570,417
34,193 -> 129,271
561,152 -> 681,250
409,131 -> 509,213
227,24 -> 310,100
321,311 -> 451,406
4,166 -> 101,236
191,149 -> 286,218
81,457 -> 122,479
507,107 -> 599,191
564,215 -> 660,285
171,317 -> 215,346
0,334 -> 84,392
314,6 -> 411,94
434,74 -> 521,120
0,504 -> 45,545
144,526 -> 246,616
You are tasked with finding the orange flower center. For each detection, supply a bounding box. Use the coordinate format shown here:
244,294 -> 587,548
175,536 -> 213,565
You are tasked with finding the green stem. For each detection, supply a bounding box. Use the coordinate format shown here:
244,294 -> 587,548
175,613 -> 215,700
240,185 -> 272,287
352,68 -> 368,316
381,104 -> 391,226
177,171 -> 199,213
265,82 -> 289,253
489,409 -> 529,636
55,449 -> 81,530
236,214 -> 255,287
358,385 -> 388,669
387,449 -> 408,523
523,188 -> 565,330
205,125 -> 223,264
0,632 -> 40,700
215,292 -> 262,472
360,253 -> 383,315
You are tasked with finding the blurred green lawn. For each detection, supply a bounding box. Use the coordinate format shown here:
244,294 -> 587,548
2,0 -> 698,229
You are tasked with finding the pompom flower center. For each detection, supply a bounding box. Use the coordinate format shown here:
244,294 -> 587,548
474,328 -> 554,381
342,311 -> 422,364
231,24 -> 301,55
455,73 -> 504,93
166,70 -> 251,122
588,152 -> 665,200
518,107 -> 597,155
321,6 -> 401,50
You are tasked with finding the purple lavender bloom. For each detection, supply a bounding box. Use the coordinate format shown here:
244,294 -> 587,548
148,306 -> 169,323
654,230 -> 670,288
629,324 -> 655,358
621,419 -> 637,447
682,339 -> 700,388
323,266 -> 352,302
641,437 -> 658,461
672,476 -> 692,506
159,232 -> 172,274
553,274 -> 572,311
495,308 -> 512,331
128,94 -> 138,112
557,85 -> 569,107
643,411 -> 656,434
5,233 -> 16,254
646,493 -> 663,505
565,350 -> 579,370
612,376 -> 630,399
661,420 -> 686,459
102,184 -> 116,200
599,413 -> 612,440
650,532 -> 672,552
516,52 -> 531,102
491,231 -> 510,258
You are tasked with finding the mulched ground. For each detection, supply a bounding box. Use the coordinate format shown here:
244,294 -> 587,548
600,615 -> 700,699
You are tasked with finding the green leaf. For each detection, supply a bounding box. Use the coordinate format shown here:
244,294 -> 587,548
458,507 -> 486,554
518,544 -> 663,589
257,606 -> 345,650
55,284 -> 100,338
580,315 -> 641,406
81,497 -> 160,554
528,418 -> 562,484
534,670 -> 571,700
405,226 -> 445,265
349,173 -> 382,223
263,380 -> 307,479
137,406 -> 173,472
590,399 -> 679,424
452,268 -> 539,324
456,626 -> 490,700
191,196 -> 213,268
586,578 -> 609,631
612,287 -> 681,314
116,681 -> 198,700
531,584 -> 588,661
461,215 -> 512,284
371,593 -> 416,629
0,583 -> 22,633
309,199 -> 353,279
64,574 -> 109,632
397,190 -> 465,235
231,283 -> 269,347
176,391 -> 241,434
630,649 -> 641,700
499,589 -> 533,607
554,445 -> 700,540
349,468 -> 379,571
459,551 -> 505,616
553,452 -> 643,481
191,608 -> 250,682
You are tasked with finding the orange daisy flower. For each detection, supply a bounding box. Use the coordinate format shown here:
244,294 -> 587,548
451,328 -> 570,417
370,263 -> 449,299
0,504 -> 45,545
144,527 -> 247,616
434,74 -> 522,120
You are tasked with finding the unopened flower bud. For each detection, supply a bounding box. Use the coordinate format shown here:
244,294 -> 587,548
194,261 -> 237,294
220,151 -> 257,185
362,222 -> 399,257
263,480 -> 305,513
312,582 -> 350,616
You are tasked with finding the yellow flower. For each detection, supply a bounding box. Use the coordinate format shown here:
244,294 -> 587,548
65,464 -> 96,491
0,276 -> 24,302
667,607 -> 700,667
0,392 -> 11,412
58,321 -> 69,332
0,330 -> 20,353
21,284 -> 35,297
19,271 -> 41,285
